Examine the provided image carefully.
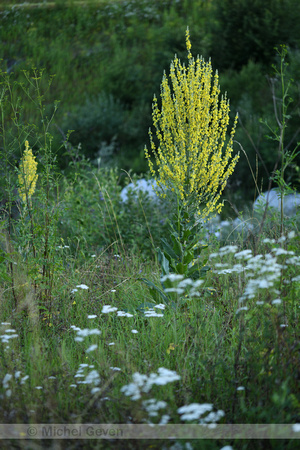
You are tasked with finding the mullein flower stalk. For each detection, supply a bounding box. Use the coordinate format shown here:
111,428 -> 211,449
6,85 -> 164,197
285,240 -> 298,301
18,140 -> 38,260
143,29 -> 239,303
145,27 -> 239,220
18,140 -> 38,205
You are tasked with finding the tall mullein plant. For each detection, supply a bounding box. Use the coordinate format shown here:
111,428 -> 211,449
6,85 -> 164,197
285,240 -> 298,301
1,68 -> 62,313
144,29 -> 239,301
18,140 -> 38,256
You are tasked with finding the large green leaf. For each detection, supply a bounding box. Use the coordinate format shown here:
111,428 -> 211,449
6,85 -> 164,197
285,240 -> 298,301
183,251 -> 194,265
160,238 -> 177,260
175,262 -> 188,274
157,248 -> 170,276
170,234 -> 182,258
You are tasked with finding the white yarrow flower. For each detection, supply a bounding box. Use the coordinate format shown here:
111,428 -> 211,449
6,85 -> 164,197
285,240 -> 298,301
102,305 -> 118,314
178,403 -> 213,421
86,344 -> 98,353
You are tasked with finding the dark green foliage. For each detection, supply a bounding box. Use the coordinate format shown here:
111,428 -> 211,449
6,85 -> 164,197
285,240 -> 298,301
219,52 -> 300,198
59,166 -> 172,259
1,0 -> 300,202
209,0 -> 300,71
62,93 -> 125,161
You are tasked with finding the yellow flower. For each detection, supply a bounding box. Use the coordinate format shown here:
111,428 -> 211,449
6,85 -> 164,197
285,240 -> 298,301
166,343 -> 176,354
18,141 -> 38,203
145,29 -> 239,219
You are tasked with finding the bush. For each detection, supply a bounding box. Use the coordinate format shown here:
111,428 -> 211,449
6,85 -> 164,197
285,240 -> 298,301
59,164 -> 172,258
62,93 -> 125,161
209,0 -> 300,71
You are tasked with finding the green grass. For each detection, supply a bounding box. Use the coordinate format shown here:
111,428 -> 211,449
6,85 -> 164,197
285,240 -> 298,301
0,3 -> 299,449
0,196 -> 299,449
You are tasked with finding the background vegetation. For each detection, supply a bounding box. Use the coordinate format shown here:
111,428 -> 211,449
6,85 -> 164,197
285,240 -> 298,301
0,2 -> 299,449
1,0 -> 300,202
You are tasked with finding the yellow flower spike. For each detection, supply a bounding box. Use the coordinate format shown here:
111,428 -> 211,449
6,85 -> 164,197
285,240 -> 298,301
145,29 -> 239,219
18,140 -> 38,203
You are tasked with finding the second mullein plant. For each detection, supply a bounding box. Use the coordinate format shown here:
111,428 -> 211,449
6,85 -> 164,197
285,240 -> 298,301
143,28 -> 240,304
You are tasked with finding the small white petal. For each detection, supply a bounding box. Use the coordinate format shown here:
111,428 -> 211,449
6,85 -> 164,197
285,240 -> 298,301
272,299 -> 281,305
86,344 -> 98,353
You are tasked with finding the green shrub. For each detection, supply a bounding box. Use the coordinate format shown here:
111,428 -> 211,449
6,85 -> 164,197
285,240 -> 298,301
62,93 -> 125,161
59,165 -> 172,258
209,0 -> 300,71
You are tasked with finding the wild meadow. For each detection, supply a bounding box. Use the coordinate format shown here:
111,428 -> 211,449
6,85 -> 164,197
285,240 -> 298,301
0,2 -> 300,450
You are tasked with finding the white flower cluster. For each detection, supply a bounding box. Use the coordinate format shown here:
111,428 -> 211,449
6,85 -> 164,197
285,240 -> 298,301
178,402 -> 225,424
161,273 -> 205,297
209,235 -> 300,312
70,325 -> 101,342
74,363 -> 101,394
1,371 -> 29,400
0,323 -> 18,350
142,398 -> 167,417
144,309 -> 164,317
102,303 -> 164,318
71,284 -> 89,294
121,368 -> 180,401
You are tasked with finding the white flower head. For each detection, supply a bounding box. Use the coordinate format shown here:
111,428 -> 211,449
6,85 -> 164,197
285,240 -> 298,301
161,274 -> 184,283
292,424 -> 300,433
272,299 -> 282,305
3,374 -> 12,388
144,309 -> 164,317
117,311 -> 134,317
178,403 -> 213,421
86,344 -> 98,353
102,305 -> 118,314
235,249 -> 252,259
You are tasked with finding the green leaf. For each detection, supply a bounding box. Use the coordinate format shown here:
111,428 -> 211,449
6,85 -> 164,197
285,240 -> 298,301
182,228 -> 191,241
170,234 -> 183,258
38,305 -> 49,311
0,272 -> 12,283
160,238 -> 177,260
175,262 -> 187,274
157,248 -> 170,276
136,302 -> 156,313
141,278 -> 170,304
183,251 -> 194,265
